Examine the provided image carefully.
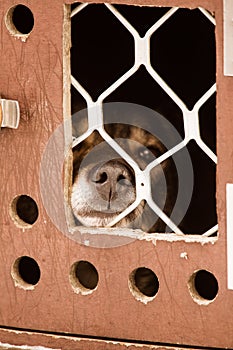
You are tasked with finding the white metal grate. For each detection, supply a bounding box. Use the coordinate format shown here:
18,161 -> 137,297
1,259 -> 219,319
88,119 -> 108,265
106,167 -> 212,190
70,3 -> 217,238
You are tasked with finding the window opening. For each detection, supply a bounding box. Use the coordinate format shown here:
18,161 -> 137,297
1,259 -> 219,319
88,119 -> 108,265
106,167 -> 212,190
68,3 -> 217,240
151,8 -> 216,110
114,5 -> 171,37
105,66 -> 185,139
199,93 -> 216,153
71,4 -> 134,102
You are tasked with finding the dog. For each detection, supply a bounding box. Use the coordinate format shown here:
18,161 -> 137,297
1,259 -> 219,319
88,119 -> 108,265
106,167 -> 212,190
71,122 -> 178,233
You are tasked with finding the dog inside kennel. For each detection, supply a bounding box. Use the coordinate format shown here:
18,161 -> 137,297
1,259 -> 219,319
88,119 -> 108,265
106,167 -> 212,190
69,3 -> 217,237
3,1 -> 233,349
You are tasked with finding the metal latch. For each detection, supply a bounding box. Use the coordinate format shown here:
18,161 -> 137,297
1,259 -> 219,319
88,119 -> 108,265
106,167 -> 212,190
0,98 -> 20,129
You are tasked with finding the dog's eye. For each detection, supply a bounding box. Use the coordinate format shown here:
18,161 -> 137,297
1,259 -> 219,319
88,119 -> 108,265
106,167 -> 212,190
148,145 -> 163,158
137,147 -> 155,162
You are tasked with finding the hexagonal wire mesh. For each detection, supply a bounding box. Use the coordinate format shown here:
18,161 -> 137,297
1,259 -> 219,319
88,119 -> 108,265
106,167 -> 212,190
68,3 -> 217,243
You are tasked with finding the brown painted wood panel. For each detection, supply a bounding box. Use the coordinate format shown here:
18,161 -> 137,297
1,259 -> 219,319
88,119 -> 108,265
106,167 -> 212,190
0,0 -> 232,349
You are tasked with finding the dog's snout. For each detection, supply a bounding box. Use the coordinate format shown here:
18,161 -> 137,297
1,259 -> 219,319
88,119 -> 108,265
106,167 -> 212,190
91,161 -> 134,202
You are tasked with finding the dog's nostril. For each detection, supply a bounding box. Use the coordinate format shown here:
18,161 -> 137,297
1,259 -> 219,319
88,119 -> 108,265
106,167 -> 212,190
94,171 -> 108,184
117,174 -> 132,187
117,174 -> 126,182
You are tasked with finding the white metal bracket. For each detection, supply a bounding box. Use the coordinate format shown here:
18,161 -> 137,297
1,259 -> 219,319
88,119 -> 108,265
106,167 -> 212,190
0,98 -> 20,129
224,0 -> 233,76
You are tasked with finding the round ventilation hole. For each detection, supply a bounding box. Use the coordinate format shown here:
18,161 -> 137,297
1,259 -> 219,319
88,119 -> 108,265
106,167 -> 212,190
12,256 -> 41,290
10,195 -> 39,228
188,269 -> 219,305
69,260 -> 99,295
5,4 -> 34,39
129,267 -> 159,304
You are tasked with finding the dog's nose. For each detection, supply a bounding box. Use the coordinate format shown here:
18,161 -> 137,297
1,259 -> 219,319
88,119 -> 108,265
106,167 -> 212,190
91,161 -> 133,202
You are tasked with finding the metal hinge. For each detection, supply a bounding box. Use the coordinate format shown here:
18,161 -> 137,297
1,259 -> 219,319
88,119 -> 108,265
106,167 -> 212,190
0,98 -> 20,129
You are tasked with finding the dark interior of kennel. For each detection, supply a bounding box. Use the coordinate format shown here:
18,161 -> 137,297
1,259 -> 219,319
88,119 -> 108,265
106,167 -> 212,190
71,3 -> 217,234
